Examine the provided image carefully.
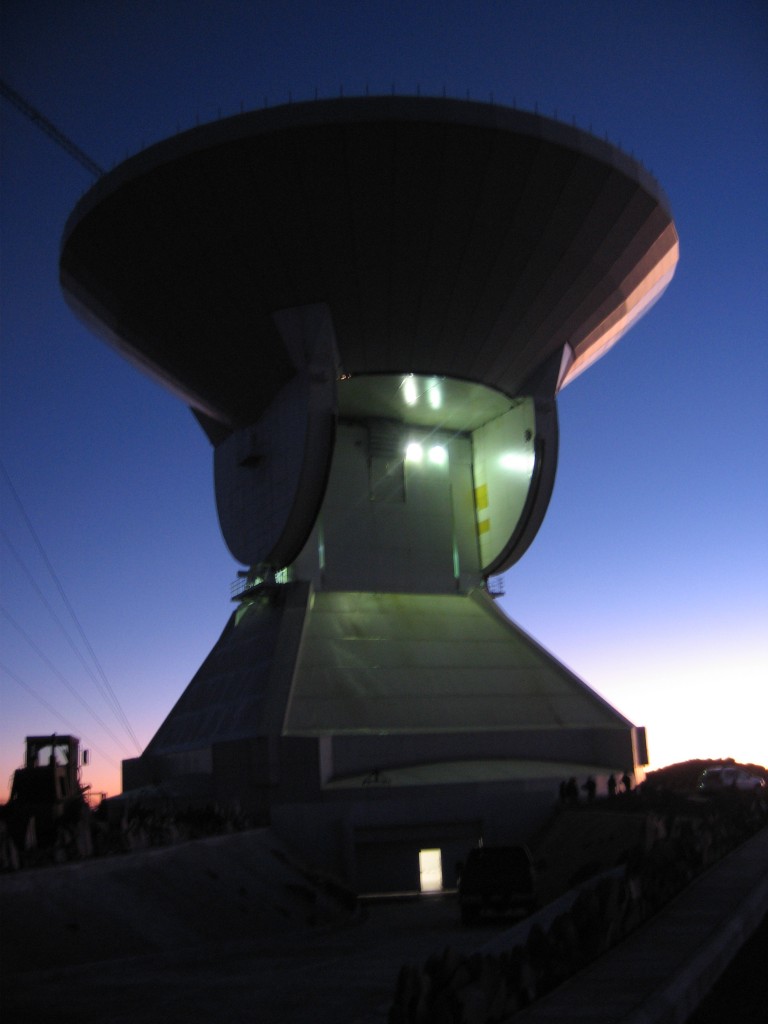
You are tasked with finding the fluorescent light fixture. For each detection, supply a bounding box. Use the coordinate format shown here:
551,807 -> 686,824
428,445 -> 447,464
427,377 -> 442,409
402,374 -> 418,406
406,442 -> 423,462
500,451 -> 535,472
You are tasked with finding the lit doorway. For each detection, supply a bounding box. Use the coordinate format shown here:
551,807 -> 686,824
419,848 -> 443,892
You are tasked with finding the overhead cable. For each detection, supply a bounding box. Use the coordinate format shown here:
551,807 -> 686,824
0,659 -> 121,768
0,77 -> 103,178
1,606 -> 134,757
1,526 -> 140,749
0,462 -> 142,753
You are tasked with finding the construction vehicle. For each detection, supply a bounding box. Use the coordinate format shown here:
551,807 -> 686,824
3,735 -> 91,851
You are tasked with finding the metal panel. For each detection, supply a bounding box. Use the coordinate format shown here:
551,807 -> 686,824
285,590 -> 632,734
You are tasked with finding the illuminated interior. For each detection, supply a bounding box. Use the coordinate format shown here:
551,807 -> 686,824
290,374 -> 542,591
419,848 -> 443,892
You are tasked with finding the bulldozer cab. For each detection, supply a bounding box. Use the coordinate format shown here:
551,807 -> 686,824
11,735 -> 85,805
25,735 -> 77,769
3,735 -> 91,855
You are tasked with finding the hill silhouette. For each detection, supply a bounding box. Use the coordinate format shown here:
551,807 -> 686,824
645,757 -> 767,792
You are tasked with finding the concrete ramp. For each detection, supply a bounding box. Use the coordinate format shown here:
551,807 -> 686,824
0,829 -> 357,972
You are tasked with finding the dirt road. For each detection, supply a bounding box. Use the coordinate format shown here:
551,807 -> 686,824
3,893 -> 499,1024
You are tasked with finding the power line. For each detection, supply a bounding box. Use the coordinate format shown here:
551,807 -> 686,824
1,606 -> 134,757
0,659 -> 121,769
0,81 -> 141,757
1,462 -> 142,753
0,77 -> 103,179
1,527 -> 136,737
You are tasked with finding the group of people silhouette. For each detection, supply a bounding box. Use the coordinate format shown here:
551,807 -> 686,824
559,772 -> 632,804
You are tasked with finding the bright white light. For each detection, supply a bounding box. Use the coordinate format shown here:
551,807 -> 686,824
500,451 -> 535,473
427,378 -> 442,410
406,442 -> 423,462
419,849 -> 443,892
403,374 -> 418,406
428,445 -> 447,465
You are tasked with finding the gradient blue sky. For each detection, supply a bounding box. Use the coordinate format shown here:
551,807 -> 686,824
1,1 -> 766,800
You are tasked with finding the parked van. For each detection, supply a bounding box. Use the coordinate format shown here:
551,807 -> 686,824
457,845 -> 538,924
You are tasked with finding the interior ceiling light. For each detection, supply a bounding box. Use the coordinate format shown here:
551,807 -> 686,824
402,374 -> 418,406
427,378 -> 442,410
500,451 -> 535,472
406,442 -> 423,462
428,445 -> 447,464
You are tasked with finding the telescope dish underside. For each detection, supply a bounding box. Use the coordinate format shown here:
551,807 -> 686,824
61,96 -> 678,434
